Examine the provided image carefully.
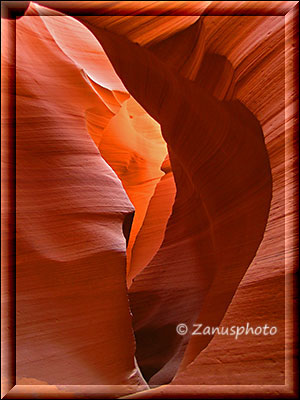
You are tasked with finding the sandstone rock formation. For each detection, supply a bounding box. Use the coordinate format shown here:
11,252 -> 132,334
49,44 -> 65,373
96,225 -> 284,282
1,1 -> 297,398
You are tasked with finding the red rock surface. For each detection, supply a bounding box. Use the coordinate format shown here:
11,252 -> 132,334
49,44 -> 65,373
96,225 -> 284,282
14,6 -> 146,386
1,1 -> 298,398
79,15 -> 275,384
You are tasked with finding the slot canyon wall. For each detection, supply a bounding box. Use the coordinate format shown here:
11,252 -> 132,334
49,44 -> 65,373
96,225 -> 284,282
1,1 -> 298,399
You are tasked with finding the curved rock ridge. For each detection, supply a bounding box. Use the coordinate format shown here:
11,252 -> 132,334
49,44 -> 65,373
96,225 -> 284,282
81,73 -> 168,269
15,9 -> 147,386
74,16 -> 272,384
29,3 -> 170,276
29,3 -> 127,91
128,155 -> 177,286
93,95 -> 167,272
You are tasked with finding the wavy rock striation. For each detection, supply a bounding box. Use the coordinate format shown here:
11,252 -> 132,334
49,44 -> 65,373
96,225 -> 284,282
76,16 -> 272,384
